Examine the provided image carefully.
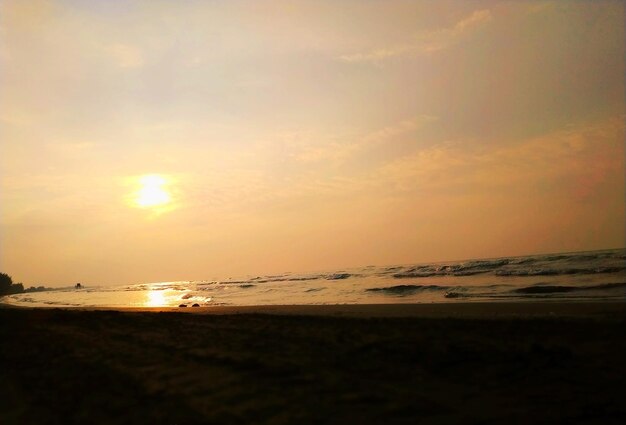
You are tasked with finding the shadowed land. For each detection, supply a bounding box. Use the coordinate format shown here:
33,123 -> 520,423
1,303 -> 625,424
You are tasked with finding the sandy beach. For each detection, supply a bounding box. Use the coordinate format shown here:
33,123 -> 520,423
1,302 -> 625,424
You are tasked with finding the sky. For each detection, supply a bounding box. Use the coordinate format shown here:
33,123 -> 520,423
1,0 -> 624,286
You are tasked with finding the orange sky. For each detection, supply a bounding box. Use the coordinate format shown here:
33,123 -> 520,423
1,0 -> 624,286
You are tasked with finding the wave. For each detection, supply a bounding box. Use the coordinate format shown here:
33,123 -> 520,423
366,284 -> 448,295
508,257 -> 538,265
392,259 -> 512,278
251,275 -> 285,280
392,269 -> 489,278
253,275 -> 322,283
392,272 -> 438,278
216,280 -> 252,285
541,254 -> 571,262
514,285 -> 577,294
446,259 -> 510,270
389,249 -> 626,279
513,282 -> 626,294
325,273 -> 352,280
286,276 -> 321,282
496,266 -> 625,277
219,275 -> 324,285
384,266 -> 404,272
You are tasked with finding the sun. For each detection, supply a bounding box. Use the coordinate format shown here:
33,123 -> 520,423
135,174 -> 171,208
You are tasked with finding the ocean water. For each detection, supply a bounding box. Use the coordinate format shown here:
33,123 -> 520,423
2,249 -> 625,308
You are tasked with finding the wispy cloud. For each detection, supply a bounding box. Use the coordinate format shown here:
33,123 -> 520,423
103,43 -> 144,69
341,9 -> 492,63
376,116 -> 624,200
0,110 -> 31,126
276,115 -> 437,164
361,116 -> 437,146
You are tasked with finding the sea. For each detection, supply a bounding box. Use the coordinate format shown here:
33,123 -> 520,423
2,248 -> 625,308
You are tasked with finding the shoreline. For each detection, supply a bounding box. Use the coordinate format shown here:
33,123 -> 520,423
1,300 -> 624,318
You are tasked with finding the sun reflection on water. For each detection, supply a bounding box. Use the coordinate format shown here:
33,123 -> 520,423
145,290 -> 167,307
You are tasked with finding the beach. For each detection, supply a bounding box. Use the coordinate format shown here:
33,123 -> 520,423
1,302 -> 625,424
2,2 -> 623,424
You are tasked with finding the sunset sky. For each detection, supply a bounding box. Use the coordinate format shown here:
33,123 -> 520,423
1,0 -> 624,286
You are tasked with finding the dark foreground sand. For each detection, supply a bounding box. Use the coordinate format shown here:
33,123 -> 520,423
1,302 -> 625,424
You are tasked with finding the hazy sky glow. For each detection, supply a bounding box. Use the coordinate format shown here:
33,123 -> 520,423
1,0 -> 624,286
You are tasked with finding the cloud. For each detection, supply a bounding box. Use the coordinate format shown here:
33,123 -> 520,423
376,116 -> 624,200
526,2 -> 555,15
0,110 -> 31,126
103,43 -> 144,68
340,9 -> 492,63
275,115 -> 437,164
45,141 -> 96,158
453,9 -> 492,32
361,115 -> 437,146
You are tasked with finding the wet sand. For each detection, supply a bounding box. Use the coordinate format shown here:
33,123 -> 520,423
1,302 -> 625,424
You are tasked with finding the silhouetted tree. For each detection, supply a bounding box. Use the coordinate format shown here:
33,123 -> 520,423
0,273 -> 26,295
8,283 -> 24,294
25,286 -> 47,293
0,272 -> 12,295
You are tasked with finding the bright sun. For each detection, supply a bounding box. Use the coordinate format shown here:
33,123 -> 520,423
135,174 -> 171,208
